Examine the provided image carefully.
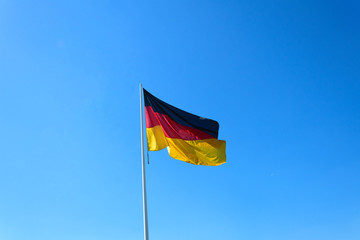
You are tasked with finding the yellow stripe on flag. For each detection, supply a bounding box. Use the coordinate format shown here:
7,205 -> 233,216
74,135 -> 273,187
146,126 -> 226,166
146,125 -> 168,151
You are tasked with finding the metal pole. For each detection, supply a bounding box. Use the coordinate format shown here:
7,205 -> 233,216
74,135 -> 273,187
139,84 -> 149,240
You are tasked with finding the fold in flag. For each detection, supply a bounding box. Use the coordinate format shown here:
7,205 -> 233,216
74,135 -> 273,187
144,89 -> 226,166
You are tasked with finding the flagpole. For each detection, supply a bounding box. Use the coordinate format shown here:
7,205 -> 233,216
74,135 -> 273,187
139,84 -> 149,240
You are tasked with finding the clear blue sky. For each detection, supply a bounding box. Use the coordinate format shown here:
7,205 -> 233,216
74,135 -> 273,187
1,0 -> 359,239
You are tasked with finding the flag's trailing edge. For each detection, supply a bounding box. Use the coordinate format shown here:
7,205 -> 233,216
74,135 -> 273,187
143,89 -> 226,166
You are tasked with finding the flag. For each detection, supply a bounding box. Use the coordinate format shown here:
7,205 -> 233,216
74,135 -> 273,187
143,89 -> 226,166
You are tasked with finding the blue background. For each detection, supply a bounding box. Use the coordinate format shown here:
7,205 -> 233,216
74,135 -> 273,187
1,0 -> 359,239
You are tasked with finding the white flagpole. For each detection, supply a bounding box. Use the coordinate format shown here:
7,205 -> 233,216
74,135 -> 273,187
139,84 -> 149,240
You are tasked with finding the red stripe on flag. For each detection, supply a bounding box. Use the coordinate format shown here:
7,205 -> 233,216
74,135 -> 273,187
145,105 -> 160,128
145,106 -> 214,140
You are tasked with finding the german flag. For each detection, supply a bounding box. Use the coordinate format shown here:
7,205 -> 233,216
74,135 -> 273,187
144,89 -> 226,166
